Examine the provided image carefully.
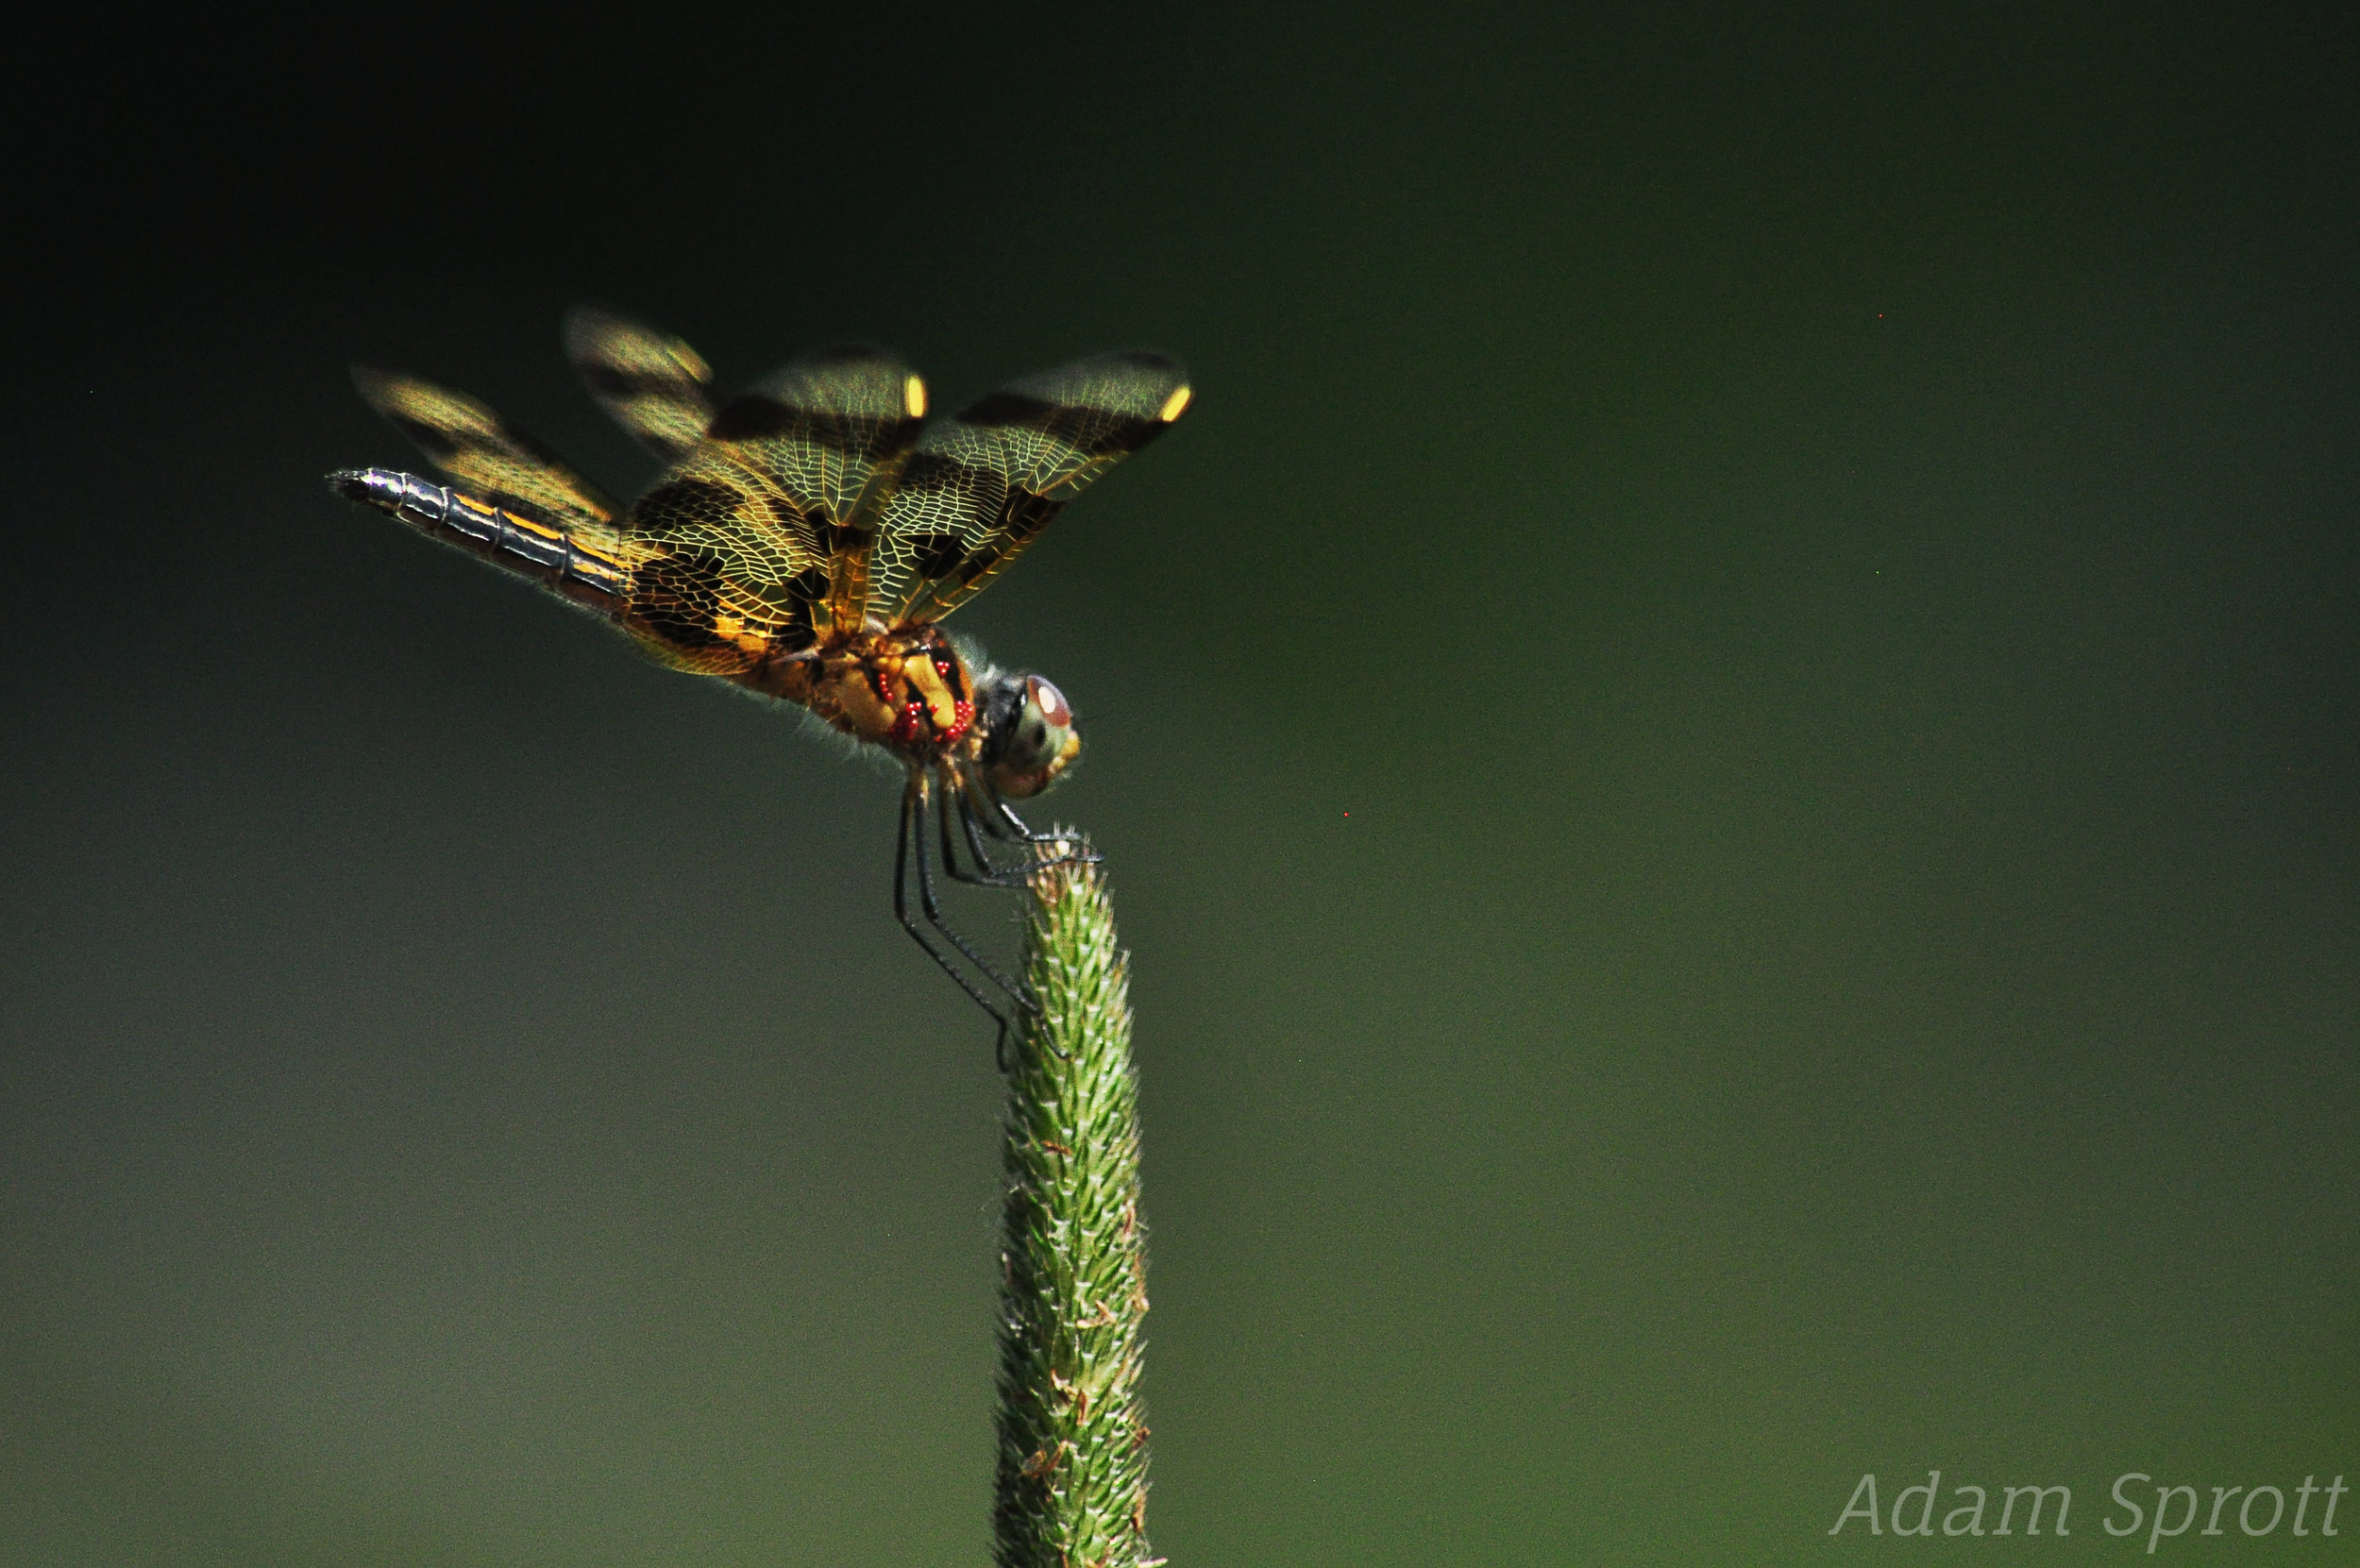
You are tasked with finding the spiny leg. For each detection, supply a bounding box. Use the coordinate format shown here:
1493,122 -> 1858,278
902,776 -> 1063,1068
933,760 -> 1085,885
982,794 -> 1104,868
963,785 -> 1102,879
940,779 -> 1032,888
895,774 -> 1016,1037
911,772 -> 1032,1005
928,772 -> 1074,1064
976,794 -> 1052,843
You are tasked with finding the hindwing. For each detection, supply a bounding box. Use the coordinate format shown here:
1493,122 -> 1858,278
351,365 -> 618,529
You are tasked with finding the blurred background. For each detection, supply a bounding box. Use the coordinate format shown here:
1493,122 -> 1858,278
3,4 -> 2356,1562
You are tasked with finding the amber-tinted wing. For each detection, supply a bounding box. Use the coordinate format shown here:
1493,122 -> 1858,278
872,352 -> 1190,626
639,345 -> 927,635
344,358 -> 819,684
614,452 -> 833,669
563,307 -> 716,462
351,365 -> 618,529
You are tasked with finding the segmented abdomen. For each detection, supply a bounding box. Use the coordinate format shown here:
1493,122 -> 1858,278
327,467 -> 633,608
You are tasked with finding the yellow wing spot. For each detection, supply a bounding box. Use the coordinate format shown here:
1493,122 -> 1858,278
1157,385 -> 1193,423
904,375 -> 928,418
713,610 -> 775,654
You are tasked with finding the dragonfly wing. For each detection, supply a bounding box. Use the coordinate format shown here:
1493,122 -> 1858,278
563,306 -> 716,463
873,351 -> 1188,625
351,364 -> 618,529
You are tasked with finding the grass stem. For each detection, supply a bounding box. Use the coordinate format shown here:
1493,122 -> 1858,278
993,835 -> 1159,1568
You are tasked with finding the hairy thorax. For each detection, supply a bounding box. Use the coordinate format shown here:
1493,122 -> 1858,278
756,625 -> 977,762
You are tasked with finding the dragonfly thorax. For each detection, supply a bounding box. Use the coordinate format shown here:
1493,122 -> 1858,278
780,626 -> 976,760
780,634 -> 1077,795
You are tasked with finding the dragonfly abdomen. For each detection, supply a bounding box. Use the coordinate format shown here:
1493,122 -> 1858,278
328,467 -> 633,608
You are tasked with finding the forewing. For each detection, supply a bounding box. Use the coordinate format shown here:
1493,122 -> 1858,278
874,351 -> 1190,624
352,365 -> 618,528
563,306 -> 716,462
691,345 -> 928,632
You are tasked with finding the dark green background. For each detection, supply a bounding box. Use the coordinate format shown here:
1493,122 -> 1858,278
4,5 -> 2355,1562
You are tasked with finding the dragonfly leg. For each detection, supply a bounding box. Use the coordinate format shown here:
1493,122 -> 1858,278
894,774 -> 1018,1036
910,773 -> 1032,1005
887,773 -> 1077,1066
919,771 -> 1073,1064
941,780 -> 1033,888
975,793 -> 1104,873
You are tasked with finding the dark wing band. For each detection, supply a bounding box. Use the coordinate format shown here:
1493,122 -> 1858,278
563,307 -> 716,463
683,345 -> 928,632
873,351 -> 1189,625
351,365 -> 618,529
615,456 -> 833,658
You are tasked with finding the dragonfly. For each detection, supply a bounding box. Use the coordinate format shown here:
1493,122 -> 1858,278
329,308 -> 1190,1050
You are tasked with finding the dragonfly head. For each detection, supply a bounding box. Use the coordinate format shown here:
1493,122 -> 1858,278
977,672 -> 1081,799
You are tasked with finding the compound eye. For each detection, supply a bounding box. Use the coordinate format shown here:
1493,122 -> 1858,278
1027,676 -> 1071,729
987,673 -> 1082,797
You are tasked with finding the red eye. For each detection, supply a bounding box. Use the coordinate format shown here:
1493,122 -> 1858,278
1028,676 -> 1071,728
